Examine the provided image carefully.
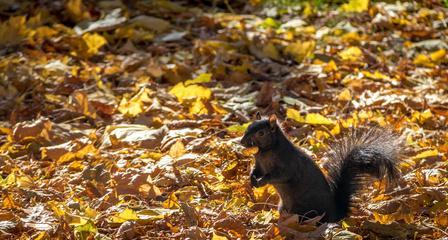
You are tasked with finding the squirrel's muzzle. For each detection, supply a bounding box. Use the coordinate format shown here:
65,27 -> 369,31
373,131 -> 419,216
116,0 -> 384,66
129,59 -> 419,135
240,134 -> 253,147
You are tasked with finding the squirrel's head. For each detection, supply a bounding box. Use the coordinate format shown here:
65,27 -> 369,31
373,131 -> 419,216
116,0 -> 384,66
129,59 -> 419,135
241,113 -> 279,150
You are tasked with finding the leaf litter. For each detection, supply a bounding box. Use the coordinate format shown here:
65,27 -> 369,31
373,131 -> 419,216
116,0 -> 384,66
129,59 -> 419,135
0,0 -> 447,239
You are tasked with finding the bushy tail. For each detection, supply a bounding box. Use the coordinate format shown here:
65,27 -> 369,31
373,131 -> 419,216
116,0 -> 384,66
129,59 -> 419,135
325,127 -> 402,220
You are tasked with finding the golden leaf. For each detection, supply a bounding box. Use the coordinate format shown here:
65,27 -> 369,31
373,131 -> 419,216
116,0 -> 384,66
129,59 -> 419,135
227,123 -> 250,133
413,149 -> 439,160
163,192 -> 179,209
212,232 -> 228,240
284,40 -> 315,63
82,33 -> 107,56
65,0 -> 91,23
413,54 -> 433,67
169,140 -> 185,158
110,208 -> 139,223
338,46 -> 363,61
189,98 -> 208,115
338,89 -> 352,101
2,194 -> 16,209
169,83 -> 212,103
118,88 -> 152,117
185,73 -> 212,85
340,0 -> 369,12
287,108 -> 335,125
430,49 -> 446,62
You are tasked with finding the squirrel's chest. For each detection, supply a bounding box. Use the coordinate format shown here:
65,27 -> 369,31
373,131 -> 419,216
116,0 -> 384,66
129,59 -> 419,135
255,151 -> 280,173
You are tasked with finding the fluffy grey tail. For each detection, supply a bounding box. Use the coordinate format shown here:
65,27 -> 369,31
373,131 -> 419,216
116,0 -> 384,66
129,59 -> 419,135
325,127 -> 402,220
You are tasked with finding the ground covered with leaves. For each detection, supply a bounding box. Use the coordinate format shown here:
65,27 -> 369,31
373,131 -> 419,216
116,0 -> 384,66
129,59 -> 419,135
0,0 -> 447,239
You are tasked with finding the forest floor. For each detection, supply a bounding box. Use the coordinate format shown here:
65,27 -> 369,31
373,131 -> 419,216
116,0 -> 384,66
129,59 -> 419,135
0,0 -> 447,239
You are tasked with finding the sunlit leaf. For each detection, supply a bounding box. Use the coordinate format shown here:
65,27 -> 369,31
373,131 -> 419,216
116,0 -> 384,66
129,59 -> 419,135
284,40 -> 315,63
227,123 -> 250,133
338,46 -> 363,61
74,219 -> 97,240
110,208 -> 139,223
163,192 -> 179,209
82,33 -> 107,56
169,83 -> 212,103
340,0 -> 369,12
413,149 -> 439,160
185,73 -> 212,85
338,89 -> 352,101
287,108 -> 335,125
169,140 -> 185,158
118,88 -> 152,117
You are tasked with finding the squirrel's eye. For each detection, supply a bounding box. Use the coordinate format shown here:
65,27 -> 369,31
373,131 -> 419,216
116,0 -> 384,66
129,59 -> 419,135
257,130 -> 264,136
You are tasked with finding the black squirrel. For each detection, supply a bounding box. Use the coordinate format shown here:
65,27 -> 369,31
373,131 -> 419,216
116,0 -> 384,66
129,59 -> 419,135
241,113 -> 401,223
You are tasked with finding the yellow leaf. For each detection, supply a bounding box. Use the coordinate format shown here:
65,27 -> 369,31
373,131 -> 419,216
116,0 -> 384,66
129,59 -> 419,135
72,91 -> 96,119
413,149 -> 439,160
2,194 -> 16,209
163,192 -> 179,209
341,31 -> 362,43
118,88 -> 152,117
303,2 -> 315,17
430,49 -> 446,62
48,201 -> 65,218
413,54 -> 433,67
66,0 -> 91,23
253,185 -> 277,202
339,46 -> 363,61
324,60 -> 338,72
33,231 -> 49,240
362,71 -> 393,82
16,175 -> 34,188
68,161 -> 85,171
421,109 -> 433,120
338,88 -> 352,101
189,98 -> 208,115
284,40 -> 315,63
340,0 -> 369,12
287,108 -> 335,125
372,212 -> 395,224
82,33 -> 107,56
110,208 -> 139,223
85,206 -> 98,219
169,83 -> 212,103
227,122 -> 250,133
169,140 -> 185,158
185,73 -> 212,85
331,123 -> 341,135
4,172 -> 16,186
212,232 -> 228,240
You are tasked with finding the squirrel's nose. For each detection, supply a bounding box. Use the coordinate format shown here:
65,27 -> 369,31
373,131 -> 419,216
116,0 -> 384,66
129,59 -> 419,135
241,135 -> 251,147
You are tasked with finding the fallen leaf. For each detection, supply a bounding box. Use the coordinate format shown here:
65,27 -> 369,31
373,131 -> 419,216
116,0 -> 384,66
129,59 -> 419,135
340,0 -> 369,12
287,108 -> 335,125
338,46 -> 363,61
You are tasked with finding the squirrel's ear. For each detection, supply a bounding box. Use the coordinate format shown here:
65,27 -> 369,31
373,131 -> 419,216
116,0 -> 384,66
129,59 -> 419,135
255,112 -> 261,120
269,114 -> 277,129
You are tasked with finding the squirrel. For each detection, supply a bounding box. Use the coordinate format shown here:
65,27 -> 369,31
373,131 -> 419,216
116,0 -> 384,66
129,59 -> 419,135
241,113 -> 401,223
